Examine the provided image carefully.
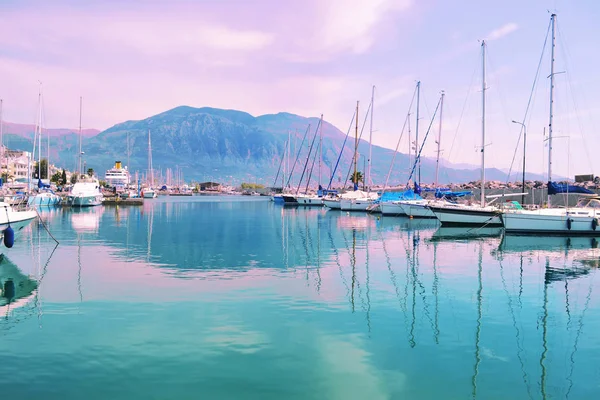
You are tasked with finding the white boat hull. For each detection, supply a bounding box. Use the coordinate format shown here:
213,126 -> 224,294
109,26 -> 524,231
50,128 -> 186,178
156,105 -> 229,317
323,199 -> 341,209
69,195 -> 103,207
295,196 -> 323,206
429,205 -> 502,227
0,206 -> 37,239
399,201 -> 435,218
143,191 -> 157,199
27,192 -> 61,207
340,199 -> 374,211
380,202 -> 406,216
502,209 -> 600,235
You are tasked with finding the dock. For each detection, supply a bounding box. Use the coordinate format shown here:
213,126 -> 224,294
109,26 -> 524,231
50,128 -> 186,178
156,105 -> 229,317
102,197 -> 144,206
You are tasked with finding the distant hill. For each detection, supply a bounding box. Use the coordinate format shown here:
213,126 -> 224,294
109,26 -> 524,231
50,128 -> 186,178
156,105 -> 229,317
3,106 -> 550,185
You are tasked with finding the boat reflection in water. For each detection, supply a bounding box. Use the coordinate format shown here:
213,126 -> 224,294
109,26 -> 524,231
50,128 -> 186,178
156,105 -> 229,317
0,254 -> 38,323
71,207 -> 102,233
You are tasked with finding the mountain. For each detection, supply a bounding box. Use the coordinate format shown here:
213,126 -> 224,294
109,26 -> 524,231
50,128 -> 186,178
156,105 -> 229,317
4,106 -> 550,186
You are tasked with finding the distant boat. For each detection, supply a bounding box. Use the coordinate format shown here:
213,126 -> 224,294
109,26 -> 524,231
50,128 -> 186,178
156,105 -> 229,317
67,176 -> 103,207
143,129 -> 157,199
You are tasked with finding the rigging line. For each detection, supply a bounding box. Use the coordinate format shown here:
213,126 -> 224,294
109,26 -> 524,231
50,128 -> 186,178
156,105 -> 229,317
272,136 -> 289,188
556,23 -> 595,175
327,110 -> 357,190
506,19 -> 552,184
296,119 -> 321,195
285,125 -> 311,189
304,119 -> 323,193
446,56 -> 478,163
406,96 -> 442,186
382,84 -> 418,193
486,48 -> 516,178
343,101 -> 373,186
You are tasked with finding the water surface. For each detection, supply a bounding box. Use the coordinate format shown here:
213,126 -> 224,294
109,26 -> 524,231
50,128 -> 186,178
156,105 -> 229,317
2,196 -> 600,399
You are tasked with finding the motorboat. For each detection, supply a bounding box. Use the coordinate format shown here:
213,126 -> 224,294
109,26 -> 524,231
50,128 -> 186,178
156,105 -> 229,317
67,176 -> 103,207
0,201 -> 37,238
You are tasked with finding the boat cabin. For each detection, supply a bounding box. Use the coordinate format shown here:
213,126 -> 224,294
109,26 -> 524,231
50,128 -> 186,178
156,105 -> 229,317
576,197 -> 600,208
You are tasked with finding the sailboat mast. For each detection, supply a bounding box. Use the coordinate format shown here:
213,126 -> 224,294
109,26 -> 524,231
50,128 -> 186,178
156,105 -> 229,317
435,91 -> 445,188
368,85 -> 375,192
37,85 -> 42,181
415,81 -> 421,184
319,114 -> 323,189
78,96 -> 82,176
354,101 -> 359,190
480,41 -> 487,207
547,14 -> 556,205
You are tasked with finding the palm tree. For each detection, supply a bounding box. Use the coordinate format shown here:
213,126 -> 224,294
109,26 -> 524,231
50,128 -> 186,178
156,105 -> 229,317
349,171 -> 364,185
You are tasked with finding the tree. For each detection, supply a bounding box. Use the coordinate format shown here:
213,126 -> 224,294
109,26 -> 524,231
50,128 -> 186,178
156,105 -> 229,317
61,169 -> 67,184
34,158 -> 49,179
1,172 -> 13,182
51,172 -> 62,183
87,168 -> 94,177
349,171 -> 363,185
71,174 -> 78,184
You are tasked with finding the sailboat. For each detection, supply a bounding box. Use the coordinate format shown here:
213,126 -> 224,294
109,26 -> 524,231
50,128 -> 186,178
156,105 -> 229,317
428,41 -> 503,227
27,84 -> 61,207
339,87 -> 379,212
378,81 -> 425,216
142,129 -> 157,199
501,14 -> 600,235
67,97 -> 103,207
295,115 -> 325,206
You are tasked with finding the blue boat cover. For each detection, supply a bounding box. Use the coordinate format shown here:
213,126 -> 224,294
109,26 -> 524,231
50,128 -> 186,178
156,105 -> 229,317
547,181 -> 594,195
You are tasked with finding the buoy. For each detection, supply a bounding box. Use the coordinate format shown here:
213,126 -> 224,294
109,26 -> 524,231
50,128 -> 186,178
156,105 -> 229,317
566,218 -> 572,230
592,218 -> 598,231
3,226 -> 14,248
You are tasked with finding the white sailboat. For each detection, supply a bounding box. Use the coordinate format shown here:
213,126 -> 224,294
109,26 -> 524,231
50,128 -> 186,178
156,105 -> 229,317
502,14 -> 600,235
429,41 -> 502,227
27,84 -> 61,207
143,129 -> 157,199
67,97 -> 103,207
295,115 -> 324,206
340,87 -> 379,212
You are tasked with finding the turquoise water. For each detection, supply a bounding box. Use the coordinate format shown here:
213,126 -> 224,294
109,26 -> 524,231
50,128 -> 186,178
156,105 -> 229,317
2,196 -> 600,399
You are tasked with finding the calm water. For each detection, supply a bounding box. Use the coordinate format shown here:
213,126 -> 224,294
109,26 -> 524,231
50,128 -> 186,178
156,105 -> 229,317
2,196 -> 600,399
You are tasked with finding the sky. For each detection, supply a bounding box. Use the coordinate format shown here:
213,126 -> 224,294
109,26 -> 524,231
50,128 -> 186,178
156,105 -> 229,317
0,0 -> 599,179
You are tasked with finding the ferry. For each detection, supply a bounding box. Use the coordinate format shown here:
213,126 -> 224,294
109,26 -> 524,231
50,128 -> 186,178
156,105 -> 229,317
105,161 -> 130,192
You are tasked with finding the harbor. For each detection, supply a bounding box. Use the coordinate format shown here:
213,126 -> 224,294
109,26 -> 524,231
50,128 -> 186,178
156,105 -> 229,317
2,2 -> 600,399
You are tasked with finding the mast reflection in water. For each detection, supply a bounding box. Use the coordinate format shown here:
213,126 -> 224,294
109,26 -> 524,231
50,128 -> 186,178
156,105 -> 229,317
0,196 -> 598,399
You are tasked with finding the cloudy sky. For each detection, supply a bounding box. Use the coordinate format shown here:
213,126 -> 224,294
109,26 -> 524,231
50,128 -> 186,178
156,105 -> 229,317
0,0 -> 598,178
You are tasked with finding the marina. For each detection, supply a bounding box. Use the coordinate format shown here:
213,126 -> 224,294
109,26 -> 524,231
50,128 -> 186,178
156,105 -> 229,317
1,2 -> 600,399
1,196 -> 600,399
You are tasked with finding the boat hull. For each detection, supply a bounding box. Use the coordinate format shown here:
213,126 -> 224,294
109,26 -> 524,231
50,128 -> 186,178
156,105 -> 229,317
340,199 -> 374,211
323,199 -> 341,209
380,202 -> 406,216
429,205 -> 502,227
502,210 -> 600,235
399,201 -> 435,218
69,195 -> 103,207
27,193 -> 62,207
0,209 -> 37,239
296,196 -> 323,206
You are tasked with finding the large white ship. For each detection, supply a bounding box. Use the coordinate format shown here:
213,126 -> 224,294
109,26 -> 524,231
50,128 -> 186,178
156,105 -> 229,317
105,161 -> 130,190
